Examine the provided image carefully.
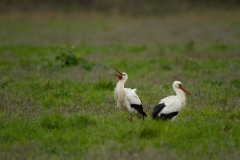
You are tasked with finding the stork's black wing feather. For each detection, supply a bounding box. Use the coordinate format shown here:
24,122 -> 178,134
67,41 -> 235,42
160,112 -> 179,121
151,103 -> 166,118
130,104 -> 147,119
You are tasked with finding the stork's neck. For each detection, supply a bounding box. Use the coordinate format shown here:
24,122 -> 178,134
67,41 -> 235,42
175,88 -> 186,100
116,80 -> 125,89
114,80 -> 126,102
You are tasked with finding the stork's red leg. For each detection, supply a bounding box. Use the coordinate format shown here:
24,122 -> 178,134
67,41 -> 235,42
130,114 -> 132,123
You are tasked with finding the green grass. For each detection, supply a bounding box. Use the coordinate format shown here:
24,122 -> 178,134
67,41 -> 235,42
0,10 -> 240,159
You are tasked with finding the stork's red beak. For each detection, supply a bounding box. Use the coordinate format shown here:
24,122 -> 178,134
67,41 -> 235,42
180,85 -> 191,95
113,68 -> 123,80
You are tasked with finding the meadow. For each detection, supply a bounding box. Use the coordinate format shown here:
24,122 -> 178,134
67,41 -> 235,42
0,9 -> 240,160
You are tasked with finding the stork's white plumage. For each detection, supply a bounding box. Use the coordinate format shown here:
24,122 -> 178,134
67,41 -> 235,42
113,68 -> 147,122
152,81 -> 191,121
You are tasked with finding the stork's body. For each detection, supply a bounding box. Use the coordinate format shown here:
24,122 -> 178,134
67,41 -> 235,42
152,81 -> 190,121
113,68 -> 147,122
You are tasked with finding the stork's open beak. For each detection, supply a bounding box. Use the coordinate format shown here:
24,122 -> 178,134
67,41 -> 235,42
113,68 -> 123,80
180,86 -> 191,95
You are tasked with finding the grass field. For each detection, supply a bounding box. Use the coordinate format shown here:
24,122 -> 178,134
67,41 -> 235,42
0,9 -> 240,160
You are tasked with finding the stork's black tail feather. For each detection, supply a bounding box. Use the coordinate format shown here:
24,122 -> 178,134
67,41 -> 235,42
151,103 -> 166,118
130,104 -> 147,119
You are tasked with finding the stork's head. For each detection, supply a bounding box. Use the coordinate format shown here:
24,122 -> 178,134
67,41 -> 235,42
173,81 -> 191,95
113,68 -> 128,82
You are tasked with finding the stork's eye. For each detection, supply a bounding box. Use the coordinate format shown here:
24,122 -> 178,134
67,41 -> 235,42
123,74 -> 126,76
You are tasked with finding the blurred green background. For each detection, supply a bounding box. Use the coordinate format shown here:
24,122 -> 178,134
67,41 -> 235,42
2,0 -> 240,14
1,1 -> 240,160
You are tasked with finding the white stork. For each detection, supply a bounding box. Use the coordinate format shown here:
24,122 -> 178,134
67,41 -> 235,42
113,68 -> 147,122
151,81 -> 191,121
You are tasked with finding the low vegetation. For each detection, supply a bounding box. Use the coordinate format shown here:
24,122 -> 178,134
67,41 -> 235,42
0,9 -> 240,160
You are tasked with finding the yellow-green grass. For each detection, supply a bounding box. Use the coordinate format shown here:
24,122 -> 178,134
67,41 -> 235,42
0,10 -> 240,159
